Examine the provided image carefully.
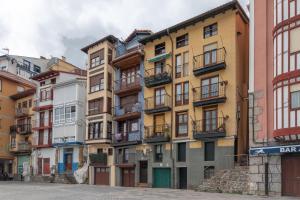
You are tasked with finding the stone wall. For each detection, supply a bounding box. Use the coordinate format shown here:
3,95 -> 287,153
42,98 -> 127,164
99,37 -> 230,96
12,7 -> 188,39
248,155 -> 281,196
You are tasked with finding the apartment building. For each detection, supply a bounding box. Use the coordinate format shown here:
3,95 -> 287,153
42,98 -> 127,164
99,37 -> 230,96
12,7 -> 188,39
139,0 -> 249,189
31,57 -> 85,176
9,88 -> 36,180
249,0 -> 300,197
81,35 -> 116,186
0,71 -> 35,180
112,30 -> 151,187
0,55 -> 48,80
52,77 -> 86,174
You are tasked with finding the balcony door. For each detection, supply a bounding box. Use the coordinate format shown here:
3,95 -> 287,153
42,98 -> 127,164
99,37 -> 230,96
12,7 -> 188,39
201,76 -> 219,99
154,114 -> 165,135
203,108 -> 217,132
203,43 -> 217,66
155,88 -> 165,107
40,112 -> 45,127
154,60 -> 165,75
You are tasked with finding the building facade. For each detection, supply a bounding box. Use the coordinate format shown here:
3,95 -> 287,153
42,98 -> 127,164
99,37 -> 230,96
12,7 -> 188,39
249,0 -> 300,197
52,77 -> 86,174
0,71 -> 35,180
9,88 -> 36,180
81,36 -> 116,186
112,30 -> 151,187
140,0 -> 249,189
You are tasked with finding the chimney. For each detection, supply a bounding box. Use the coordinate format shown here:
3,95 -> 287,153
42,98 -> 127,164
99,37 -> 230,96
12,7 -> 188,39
61,56 -> 66,61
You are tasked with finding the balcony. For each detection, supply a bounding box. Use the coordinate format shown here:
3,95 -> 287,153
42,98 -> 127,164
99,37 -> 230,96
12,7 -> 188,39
10,124 -> 32,135
113,102 -> 142,121
15,108 -> 30,117
10,142 -> 32,153
112,131 -> 142,147
89,153 -> 107,166
32,118 -> 52,130
144,94 -> 172,114
86,132 -> 112,141
193,47 -> 226,76
192,117 -> 226,140
193,81 -> 227,107
114,75 -> 142,96
144,124 -> 171,143
144,65 -> 172,88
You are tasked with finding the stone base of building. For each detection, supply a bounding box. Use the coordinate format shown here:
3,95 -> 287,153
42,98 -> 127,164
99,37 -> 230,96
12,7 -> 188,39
249,155 -> 281,196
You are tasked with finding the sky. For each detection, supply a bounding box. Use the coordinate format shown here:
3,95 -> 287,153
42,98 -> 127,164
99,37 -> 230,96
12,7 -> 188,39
0,0 -> 249,68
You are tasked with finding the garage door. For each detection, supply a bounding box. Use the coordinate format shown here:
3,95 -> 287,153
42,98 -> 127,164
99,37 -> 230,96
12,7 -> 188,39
153,168 -> 171,188
122,168 -> 135,187
95,167 -> 109,185
282,154 -> 300,196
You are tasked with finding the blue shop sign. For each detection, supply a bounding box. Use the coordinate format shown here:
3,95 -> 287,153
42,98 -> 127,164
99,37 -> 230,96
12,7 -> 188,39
249,144 -> 300,156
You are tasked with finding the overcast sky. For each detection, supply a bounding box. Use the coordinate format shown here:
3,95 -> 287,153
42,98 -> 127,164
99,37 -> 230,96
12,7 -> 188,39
0,0 -> 248,68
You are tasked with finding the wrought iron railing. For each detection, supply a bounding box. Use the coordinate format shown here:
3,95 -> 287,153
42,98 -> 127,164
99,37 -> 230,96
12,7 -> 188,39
192,117 -> 225,133
113,102 -> 142,117
144,124 -> 170,139
114,74 -> 142,93
144,94 -> 172,110
193,47 -> 226,71
193,81 -> 227,102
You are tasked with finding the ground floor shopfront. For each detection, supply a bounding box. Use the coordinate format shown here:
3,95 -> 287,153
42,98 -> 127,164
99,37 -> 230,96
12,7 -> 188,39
249,144 -> 300,197
55,145 -> 83,174
0,158 -> 13,180
31,147 -> 56,176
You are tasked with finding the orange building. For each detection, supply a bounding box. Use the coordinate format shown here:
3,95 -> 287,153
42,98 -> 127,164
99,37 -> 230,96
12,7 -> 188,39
0,71 -> 35,179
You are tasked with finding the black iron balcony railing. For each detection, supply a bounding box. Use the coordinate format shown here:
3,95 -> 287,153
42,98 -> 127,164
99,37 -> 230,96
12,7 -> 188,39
144,65 -> 172,88
193,81 -> 227,107
144,94 -> 172,114
114,74 -> 142,95
113,102 -> 142,121
15,108 -> 30,117
112,131 -> 142,147
87,132 -> 112,141
116,152 -> 136,165
10,124 -> 32,134
10,141 -> 32,152
144,124 -> 171,143
193,47 -> 226,76
192,117 -> 226,140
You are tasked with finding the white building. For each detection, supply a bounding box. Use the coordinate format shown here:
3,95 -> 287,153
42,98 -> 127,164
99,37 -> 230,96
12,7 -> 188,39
52,78 -> 86,174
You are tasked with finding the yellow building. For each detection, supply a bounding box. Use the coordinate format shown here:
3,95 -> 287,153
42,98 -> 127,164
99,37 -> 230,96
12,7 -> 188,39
81,35 -> 117,186
139,1 -> 249,189
0,71 -> 36,179
10,88 -> 36,179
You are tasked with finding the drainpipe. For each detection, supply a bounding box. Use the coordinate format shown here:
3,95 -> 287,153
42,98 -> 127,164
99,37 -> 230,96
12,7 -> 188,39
167,28 -> 175,189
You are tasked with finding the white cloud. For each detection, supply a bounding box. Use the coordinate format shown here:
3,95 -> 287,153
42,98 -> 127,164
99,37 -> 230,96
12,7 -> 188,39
0,0 -> 249,67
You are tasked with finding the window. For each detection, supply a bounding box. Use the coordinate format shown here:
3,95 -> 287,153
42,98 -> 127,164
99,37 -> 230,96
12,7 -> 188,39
107,72 -> 112,91
0,79 -> 2,92
154,144 -> 163,162
54,107 -> 65,124
204,142 -> 215,161
90,49 -> 104,68
291,90 -> 300,109
175,82 -> 189,106
204,43 -> 218,66
108,148 -> 113,156
204,108 -> 218,132
29,99 -> 32,107
204,166 -> 215,179
40,88 -> 52,101
175,54 -> 182,78
108,48 -> 113,64
97,148 -> 103,154
175,53 -> 188,78
176,33 -> 188,48
123,148 -> 129,163
155,88 -> 166,107
183,52 -> 189,76
176,112 -> 188,136
129,120 -> 139,132
11,135 -> 16,148
51,78 -> 56,84
88,122 -> 103,139
33,65 -> 41,73
201,76 -> 219,99
107,121 -> 112,139
204,23 -> 217,38
90,73 -> 104,92
88,98 -> 103,115
65,105 -> 76,122
121,67 -> 139,86
22,101 -> 27,108
107,97 -> 112,114
177,142 -> 186,162
155,43 -> 166,56
23,60 -> 31,70
154,60 -> 165,75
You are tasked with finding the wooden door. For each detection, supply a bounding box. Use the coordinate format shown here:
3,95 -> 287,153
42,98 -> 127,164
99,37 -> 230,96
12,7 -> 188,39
43,158 -> 50,174
122,168 -> 135,187
154,114 -> 165,134
139,161 -> 148,183
95,167 -> 110,185
282,155 -> 300,196
65,154 -> 73,172
38,158 -> 43,175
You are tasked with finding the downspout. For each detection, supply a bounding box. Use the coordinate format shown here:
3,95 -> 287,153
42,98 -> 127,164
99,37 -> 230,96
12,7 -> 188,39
167,28 -> 175,189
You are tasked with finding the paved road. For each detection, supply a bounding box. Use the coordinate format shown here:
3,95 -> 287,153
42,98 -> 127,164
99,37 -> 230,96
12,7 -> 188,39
0,182 -> 297,200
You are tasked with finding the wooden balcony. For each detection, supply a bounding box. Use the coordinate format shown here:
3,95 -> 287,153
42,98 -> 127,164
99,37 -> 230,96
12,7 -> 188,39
114,75 -> 142,97
144,94 -> 172,114
144,65 -> 172,88
144,124 -> 170,143
193,81 -> 227,107
15,108 -> 30,117
192,117 -> 226,140
193,47 -> 226,76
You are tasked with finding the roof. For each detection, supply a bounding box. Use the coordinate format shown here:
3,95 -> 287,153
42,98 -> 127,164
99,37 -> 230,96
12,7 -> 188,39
139,0 -> 249,44
0,71 -> 36,88
10,88 -> 36,100
31,70 -> 60,81
124,29 -> 152,43
81,35 -> 118,53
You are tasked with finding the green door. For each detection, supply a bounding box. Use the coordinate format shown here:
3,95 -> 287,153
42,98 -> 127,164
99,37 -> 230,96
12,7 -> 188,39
17,155 -> 30,175
153,168 -> 171,188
